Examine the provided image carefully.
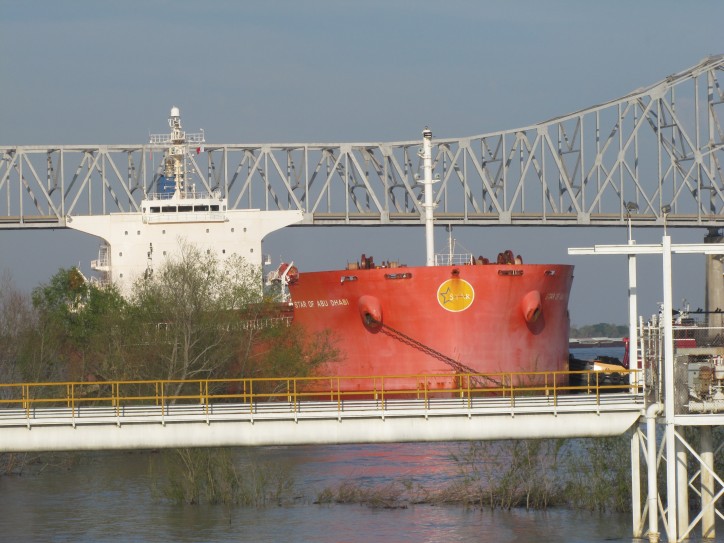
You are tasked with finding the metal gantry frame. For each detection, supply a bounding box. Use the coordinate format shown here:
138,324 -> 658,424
1,56 -> 724,229
570,237 -> 724,542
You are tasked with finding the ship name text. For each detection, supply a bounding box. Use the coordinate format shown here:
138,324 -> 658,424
294,298 -> 350,309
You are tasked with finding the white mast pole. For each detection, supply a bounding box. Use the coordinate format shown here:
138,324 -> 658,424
422,127 -> 435,266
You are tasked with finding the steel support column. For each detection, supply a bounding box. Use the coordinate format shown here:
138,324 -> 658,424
629,243 -> 638,386
700,426 -> 716,540
647,406 -> 662,543
633,427 -> 643,538
661,235 -> 679,541
676,436 -> 690,538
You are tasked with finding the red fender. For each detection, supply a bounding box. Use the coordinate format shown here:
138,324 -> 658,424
521,290 -> 542,323
358,295 -> 383,329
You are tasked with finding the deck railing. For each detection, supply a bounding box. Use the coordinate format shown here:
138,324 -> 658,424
0,369 -> 641,421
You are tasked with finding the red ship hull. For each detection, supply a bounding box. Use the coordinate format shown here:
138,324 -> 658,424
288,262 -> 574,393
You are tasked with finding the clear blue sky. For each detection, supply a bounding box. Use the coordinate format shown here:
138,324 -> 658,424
1,1 -> 722,326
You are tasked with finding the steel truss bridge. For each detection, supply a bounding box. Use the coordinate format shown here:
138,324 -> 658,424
1,56 -> 724,230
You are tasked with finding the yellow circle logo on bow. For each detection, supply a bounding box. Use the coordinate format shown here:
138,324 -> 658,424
437,278 -> 475,312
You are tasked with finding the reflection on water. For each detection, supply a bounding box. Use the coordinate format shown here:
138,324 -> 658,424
2,444 -> 720,543
0,448 -> 646,543
1,351 -> 721,542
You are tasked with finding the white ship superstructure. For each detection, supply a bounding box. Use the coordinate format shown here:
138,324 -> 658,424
68,107 -> 302,293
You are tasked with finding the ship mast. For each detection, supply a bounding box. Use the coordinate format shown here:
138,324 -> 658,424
422,127 -> 435,266
149,106 -> 205,198
166,106 -> 186,195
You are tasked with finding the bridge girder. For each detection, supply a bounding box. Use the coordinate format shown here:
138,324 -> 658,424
1,55 -> 723,229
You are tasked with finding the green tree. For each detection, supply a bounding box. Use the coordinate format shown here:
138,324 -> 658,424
29,267 -> 126,381
127,244 -> 265,396
570,323 -> 628,338
0,271 -> 35,384
11,244 -> 339,393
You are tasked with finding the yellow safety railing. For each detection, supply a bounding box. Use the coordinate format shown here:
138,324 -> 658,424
0,369 -> 641,415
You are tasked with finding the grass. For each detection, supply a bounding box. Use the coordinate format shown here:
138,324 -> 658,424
315,436 -> 635,512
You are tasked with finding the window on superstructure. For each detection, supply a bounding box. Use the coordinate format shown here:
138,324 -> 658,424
211,205 -> 220,211
178,205 -> 192,212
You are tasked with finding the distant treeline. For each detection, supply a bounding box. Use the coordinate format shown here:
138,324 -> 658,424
570,323 -> 628,339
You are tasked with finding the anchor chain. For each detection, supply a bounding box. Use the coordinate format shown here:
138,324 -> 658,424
366,316 -> 501,388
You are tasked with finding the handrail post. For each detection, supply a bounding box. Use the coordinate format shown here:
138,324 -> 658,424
248,379 -> 253,416
424,376 -> 429,410
22,384 -> 28,413
160,382 -> 165,417
510,373 -> 515,408
467,374 -> 472,409
335,377 -> 340,413
380,377 -> 385,413
596,372 -> 600,406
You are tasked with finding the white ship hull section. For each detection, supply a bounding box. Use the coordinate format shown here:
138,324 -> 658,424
68,209 -> 302,293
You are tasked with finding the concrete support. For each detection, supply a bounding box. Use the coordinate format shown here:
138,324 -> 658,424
700,426 -> 715,540
705,229 -> 724,331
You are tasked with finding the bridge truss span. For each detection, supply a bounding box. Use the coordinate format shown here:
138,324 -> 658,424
1,55 -> 723,228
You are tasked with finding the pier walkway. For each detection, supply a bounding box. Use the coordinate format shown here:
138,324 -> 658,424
0,372 -> 644,452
